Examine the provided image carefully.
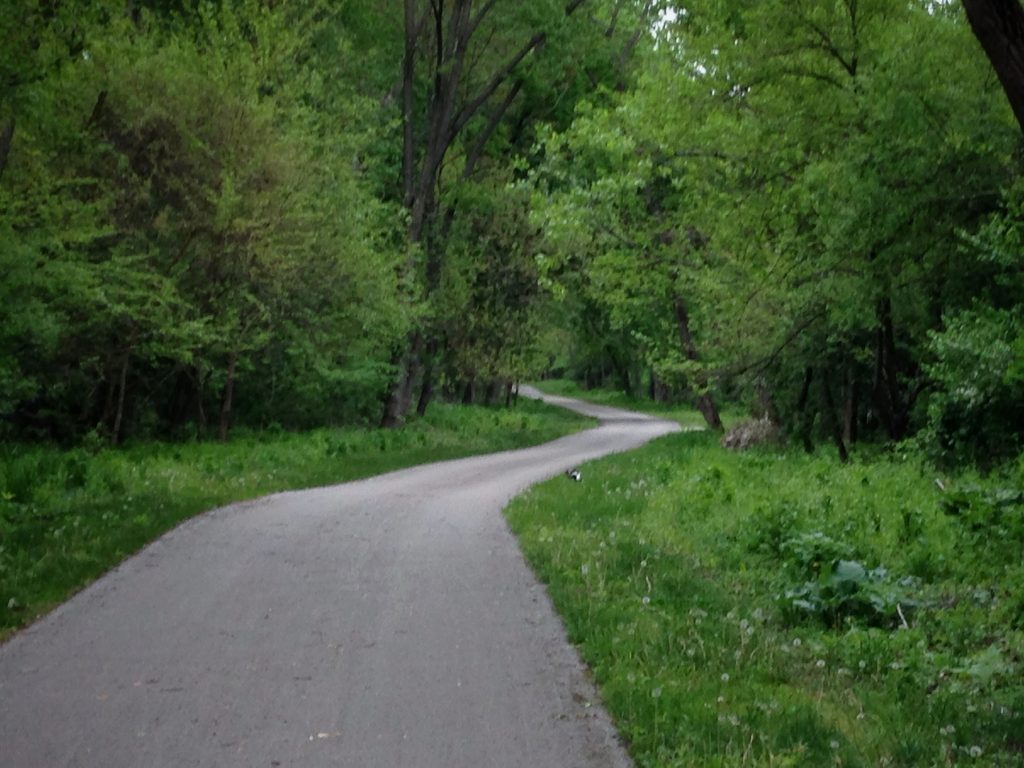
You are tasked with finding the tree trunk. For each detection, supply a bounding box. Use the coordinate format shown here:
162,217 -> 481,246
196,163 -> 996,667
382,332 -> 424,427
962,0 -> 1024,134
100,355 -> 117,433
874,297 -> 907,440
672,297 -> 723,430
820,367 -> 850,463
218,352 -> 238,442
843,369 -> 859,445
485,380 -> 502,405
462,380 -> 475,405
416,364 -> 435,417
0,116 -> 14,183
796,366 -> 815,453
112,353 -> 130,445
194,366 -> 208,436
402,0 -> 417,207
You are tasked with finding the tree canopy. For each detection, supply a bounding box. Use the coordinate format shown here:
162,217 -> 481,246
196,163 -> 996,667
1,0 -> 1021,464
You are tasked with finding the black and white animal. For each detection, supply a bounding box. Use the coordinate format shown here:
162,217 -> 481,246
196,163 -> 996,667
565,468 -> 582,482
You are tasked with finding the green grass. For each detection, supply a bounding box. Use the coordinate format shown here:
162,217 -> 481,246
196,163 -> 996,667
533,378 -> 747,430
0,399 -> 593,639
506,430 -> 1024,767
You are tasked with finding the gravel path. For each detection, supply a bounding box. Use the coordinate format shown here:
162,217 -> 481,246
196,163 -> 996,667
0,387 -> 678,767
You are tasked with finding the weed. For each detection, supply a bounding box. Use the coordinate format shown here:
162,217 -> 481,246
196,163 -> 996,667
506,429 -> 1024,766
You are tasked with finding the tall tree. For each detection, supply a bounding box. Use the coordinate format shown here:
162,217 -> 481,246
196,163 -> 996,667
962,0 -> 1024,133
380,0 -> 656,425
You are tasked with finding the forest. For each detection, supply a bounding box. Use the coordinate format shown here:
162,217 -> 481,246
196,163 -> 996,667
1,0 -> 1021,463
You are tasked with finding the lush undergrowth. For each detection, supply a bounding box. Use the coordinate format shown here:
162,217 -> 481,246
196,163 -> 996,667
535,378 -> 746,430
0,399 -> 592,639
507,430 -> 1024,766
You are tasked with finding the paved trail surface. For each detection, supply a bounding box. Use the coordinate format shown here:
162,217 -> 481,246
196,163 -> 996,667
1,388 -> 678,767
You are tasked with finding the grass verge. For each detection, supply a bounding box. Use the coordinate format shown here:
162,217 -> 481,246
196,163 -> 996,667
0,398 -> 593,639
506,430 -> 1024,766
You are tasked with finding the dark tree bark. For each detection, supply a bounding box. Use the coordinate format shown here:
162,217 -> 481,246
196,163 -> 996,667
485,380 -> 502,405
843,368 -> 859,446
218,352 -> 238,442
381,331 -> 424,427
962,0 -> 1024,134
195,367 -> 208,436
416,365 -> 435,417
0,116 -> 14,183
112,353 -> 130,445
672,297 -> 723,430
402,0 -> 417,208
874,297 -> 909,441
820,367 -> 850,463
796,366 -> 815,453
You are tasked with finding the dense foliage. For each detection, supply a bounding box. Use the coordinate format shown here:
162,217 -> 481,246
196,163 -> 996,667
3,1 -> 1020,463
1,1 -> 403,441
531,1 -> 1023,465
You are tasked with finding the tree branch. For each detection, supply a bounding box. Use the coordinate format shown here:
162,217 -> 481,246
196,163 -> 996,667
463,79 -> 524,179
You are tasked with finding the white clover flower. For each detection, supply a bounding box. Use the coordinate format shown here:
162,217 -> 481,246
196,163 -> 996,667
642,595 -> 651,605
721,672 -> 730,683
792,638 -> 802,647
968,746 -> 983,758
816,659 -> 826,668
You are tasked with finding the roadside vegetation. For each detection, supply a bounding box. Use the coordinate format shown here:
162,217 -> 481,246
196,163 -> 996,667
507,425 -> 1023,766
0,398 -> 591,639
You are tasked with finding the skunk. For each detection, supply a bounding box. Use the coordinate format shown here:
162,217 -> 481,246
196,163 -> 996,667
566,468 -> 582,482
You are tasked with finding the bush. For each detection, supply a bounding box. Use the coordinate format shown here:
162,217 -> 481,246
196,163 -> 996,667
925,307 -> 1024,466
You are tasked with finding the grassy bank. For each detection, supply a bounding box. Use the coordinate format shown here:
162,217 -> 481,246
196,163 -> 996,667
507,430 -> 1023,766
0,399 -> 592,638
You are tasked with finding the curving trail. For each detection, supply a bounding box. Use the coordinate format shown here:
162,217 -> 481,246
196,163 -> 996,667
0,387 -> 678,767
